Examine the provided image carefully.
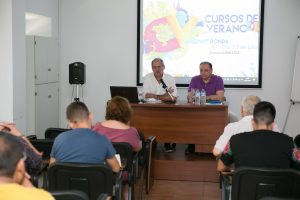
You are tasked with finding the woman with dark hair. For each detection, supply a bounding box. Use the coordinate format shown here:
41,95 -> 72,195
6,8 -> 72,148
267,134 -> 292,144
92,96 -> 142,200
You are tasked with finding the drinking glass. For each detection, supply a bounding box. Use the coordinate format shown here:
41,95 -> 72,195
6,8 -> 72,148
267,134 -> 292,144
190,88 -> 196,104
138,88 -> 144,103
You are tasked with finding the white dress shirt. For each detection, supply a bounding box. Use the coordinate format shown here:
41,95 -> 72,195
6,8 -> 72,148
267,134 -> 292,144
214,115 -> 280,153
143,73 -> 177,97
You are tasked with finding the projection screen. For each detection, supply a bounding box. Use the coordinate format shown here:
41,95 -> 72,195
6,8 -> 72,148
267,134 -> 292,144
137,0 -> 264,88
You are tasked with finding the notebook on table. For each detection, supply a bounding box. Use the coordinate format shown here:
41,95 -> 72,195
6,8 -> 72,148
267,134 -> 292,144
110,86 -> 139,103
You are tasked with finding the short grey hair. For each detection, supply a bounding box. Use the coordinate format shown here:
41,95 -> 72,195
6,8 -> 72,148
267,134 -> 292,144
241,95 -> 261,115
151,58 -> 165,68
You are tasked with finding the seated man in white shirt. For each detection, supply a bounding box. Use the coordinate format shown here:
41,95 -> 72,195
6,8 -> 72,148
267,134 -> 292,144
143,58 -> 177,102
212,95 -> 280,157
143,58 -> 177,152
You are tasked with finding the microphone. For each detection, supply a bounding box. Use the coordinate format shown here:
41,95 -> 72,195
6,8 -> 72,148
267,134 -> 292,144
160,79 -> 168,92
161,79 -> 174,101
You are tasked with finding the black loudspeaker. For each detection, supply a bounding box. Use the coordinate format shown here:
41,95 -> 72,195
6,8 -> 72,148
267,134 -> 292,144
69,62 -> 86,84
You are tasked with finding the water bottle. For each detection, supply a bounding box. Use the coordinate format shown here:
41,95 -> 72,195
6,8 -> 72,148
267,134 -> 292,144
195,89 -> 200,105
200,89 -> 206,105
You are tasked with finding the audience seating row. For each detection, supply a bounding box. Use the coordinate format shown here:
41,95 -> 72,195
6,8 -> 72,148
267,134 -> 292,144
27,127 -> 157,200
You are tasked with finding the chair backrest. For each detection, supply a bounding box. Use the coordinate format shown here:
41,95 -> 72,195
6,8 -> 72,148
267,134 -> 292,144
232,167 -> 300,200
294,134 -> 300,147
146,136 -> 157,194
50,190 -> 89,200
30,139 -> 54,159
45,128 -> 70,140
260,197 -> 300,200
112,142 -> 134,173
112,142 -> 136,200
137,131 -> 147,167
47,162 -> 113,200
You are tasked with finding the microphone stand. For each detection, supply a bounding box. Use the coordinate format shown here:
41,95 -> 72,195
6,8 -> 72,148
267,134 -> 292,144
74,84 -> 80,102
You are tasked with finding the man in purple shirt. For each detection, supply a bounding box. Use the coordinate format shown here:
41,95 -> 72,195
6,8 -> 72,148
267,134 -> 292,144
187,61 -> 224,102
186,61 -> 225,154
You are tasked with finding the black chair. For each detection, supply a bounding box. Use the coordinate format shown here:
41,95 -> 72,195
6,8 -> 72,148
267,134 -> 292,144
46,162 -> 121,200
50,190 -> 89,200
30,139 -> 54,159
26,134 -> 37,140
230,167 -> 300,200
260,197 -> 300,200
112,142 -> 137,200
294,134 -> 300,147
45,128 -> 70,140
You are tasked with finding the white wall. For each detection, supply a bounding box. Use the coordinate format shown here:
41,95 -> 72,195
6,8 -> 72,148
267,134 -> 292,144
0,0 -> 58,133
12,0 -> 26,133
59,0 -> 300,137
0,0 -> 14,123
25,0 -> 59,135
59,0 -> 137,128
0,0 -> 26,132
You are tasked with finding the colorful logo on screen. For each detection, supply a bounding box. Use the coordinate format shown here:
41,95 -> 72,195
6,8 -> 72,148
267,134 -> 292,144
144,8 -> 206,54
143,4 -> 260,55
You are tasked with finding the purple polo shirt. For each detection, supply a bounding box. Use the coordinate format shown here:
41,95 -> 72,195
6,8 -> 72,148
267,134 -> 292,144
188,74 -> 224,95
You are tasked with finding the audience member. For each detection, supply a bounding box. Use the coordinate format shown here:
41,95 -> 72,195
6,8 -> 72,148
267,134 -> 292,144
93,96 -> 142,200
93,96 -> 142,152
143,58 -> 177,152
0,122 -> 42,176
50,101 -> 120,173
0,132 -> 54,200
217,101 -> 300,172
212,95 -> 280,157
186,61 -> 225,154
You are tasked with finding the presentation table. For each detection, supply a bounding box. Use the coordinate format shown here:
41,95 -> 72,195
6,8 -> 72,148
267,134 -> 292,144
131,101 -> 228,153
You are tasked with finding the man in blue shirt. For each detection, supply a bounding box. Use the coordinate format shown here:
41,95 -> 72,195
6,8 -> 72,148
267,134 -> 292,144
50,101 -> 120,173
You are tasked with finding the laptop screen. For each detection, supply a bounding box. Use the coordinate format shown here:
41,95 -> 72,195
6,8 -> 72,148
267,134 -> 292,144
110,86 -> 139,103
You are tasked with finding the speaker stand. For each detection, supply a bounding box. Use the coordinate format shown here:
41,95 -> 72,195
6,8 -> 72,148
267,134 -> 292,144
74,84 -> 80,102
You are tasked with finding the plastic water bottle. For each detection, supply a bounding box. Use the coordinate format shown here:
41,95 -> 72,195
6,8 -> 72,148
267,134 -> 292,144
200,89 -> 206,105
195,89 -> 200,105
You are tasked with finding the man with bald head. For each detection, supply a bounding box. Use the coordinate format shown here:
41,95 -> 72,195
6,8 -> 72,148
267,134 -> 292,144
213,95 -> 280,157
187,61 -> 224,102
186,61 -> 225,154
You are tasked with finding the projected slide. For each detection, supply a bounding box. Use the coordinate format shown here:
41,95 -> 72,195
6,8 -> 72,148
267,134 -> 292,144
138,0 -> 264,87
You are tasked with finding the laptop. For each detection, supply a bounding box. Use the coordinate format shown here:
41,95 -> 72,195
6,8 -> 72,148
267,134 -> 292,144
110,86 -> 139,103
